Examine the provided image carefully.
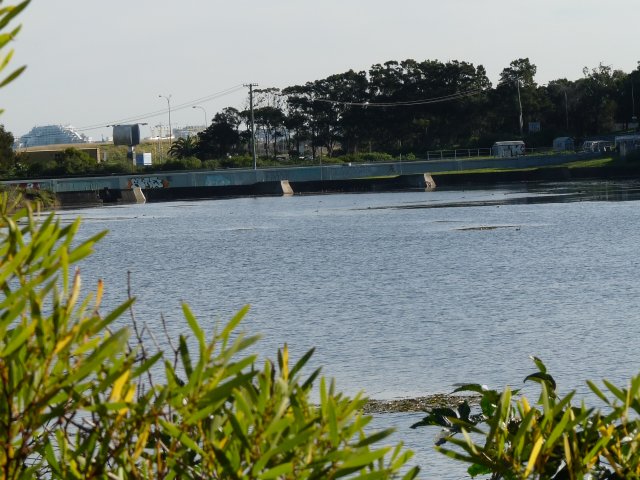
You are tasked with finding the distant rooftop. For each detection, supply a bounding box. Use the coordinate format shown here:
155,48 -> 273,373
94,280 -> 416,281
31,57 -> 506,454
16,124 -> 91,148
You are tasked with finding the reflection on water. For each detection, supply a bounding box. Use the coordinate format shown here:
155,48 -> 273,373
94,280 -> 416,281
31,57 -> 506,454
364,180 -> 640,210
58,180 -> 640,478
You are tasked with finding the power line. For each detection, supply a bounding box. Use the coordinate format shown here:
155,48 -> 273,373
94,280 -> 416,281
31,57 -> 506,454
76,85 -> 245,132
311,89 -> 484,107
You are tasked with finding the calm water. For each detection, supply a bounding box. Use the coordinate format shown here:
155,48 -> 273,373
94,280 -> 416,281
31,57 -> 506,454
58,180 -> 640,478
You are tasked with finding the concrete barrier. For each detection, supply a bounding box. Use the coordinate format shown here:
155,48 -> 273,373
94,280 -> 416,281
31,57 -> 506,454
281,180 -> 294,196
253,180 -> 294,196
132,187 -> 146,203
400,173 -> 436,190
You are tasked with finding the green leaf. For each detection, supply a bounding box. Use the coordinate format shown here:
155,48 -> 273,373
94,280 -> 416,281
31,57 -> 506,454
64,329 -> 129,385
545,409 -> 572,451
468,463 -> 493,477
435,446 -> 477,464
1,319 -> 36,356
0,0 -> 30,31
452,383 -> 490,394
512,409 -> 537,457
524,372 -> 557,391
289,347 -> 315,379
353,428 -> 395,448
602,379 -> 626,403
401,466 -> 421,480
220,304 -> 249,340
201,371 -> 257,406
327,396 -> 339,447
530,355 -> 547,374
43,440 -> 62,476
337,447 -> 389,470
159,419 -> 205,456
182,303 -> 205,354
178,335 -> 193,378
258,463 -> 293,479
132,351 -> 162,378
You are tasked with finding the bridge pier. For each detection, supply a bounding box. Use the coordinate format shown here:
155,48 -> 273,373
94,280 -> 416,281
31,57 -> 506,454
400,173 -> 436,190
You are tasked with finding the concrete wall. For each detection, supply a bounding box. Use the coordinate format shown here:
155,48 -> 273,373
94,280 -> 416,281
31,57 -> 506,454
1,152 -> 599,194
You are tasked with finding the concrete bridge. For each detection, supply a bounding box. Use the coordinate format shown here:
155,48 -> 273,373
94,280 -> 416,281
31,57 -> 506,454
2,152 -> 597,204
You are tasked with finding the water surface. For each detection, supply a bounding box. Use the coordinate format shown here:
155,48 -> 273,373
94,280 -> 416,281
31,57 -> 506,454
59,180 -> 640,478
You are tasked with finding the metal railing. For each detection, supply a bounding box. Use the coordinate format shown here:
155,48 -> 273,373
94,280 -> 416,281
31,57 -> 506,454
421,147 -> 557,161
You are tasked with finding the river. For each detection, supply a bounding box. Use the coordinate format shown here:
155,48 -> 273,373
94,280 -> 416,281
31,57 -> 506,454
58,179 -> 640,478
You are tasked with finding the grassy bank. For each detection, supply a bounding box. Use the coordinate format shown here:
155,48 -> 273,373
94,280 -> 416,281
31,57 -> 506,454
430,154 -> 640,187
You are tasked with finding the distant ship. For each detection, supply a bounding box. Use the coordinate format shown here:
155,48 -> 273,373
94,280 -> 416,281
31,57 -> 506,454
17,124 -> 90,148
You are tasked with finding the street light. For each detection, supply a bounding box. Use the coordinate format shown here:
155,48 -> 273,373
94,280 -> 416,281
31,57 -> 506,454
158,94 -> 172,143
192,105 -> 208,130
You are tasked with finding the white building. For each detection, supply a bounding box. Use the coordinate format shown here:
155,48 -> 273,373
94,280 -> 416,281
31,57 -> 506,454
174,125 -> 205,139
615,134 -> 640,156
18,124 -> 89,148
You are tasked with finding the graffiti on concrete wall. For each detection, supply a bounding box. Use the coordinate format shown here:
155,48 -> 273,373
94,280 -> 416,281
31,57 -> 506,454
127,177 -> 169,189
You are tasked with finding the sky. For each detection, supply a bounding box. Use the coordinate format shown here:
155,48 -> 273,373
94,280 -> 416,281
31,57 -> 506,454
2,0 -> 639,141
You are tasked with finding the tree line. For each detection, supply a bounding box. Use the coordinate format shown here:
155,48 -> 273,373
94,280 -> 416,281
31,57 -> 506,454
175,57 -> 640,161
3,57 -> 639,177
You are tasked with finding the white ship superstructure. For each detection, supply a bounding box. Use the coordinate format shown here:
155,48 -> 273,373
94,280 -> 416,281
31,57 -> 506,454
18,124 -> 89,148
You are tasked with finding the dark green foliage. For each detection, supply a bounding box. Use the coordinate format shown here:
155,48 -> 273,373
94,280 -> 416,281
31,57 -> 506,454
168,135 -> 199,159
197,109 -> 242,159
414,358 -> 640,479
161,156 -> 202,170
57,147 -> 98,174
0,124 -> 15,173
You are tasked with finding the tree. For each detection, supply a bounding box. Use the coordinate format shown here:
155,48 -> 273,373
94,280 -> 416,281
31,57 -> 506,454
168,135 -> 199,159
283,83 -> 319,158
489,59 -> 542,137
55,147 -> 98,174
197,112 -> 241,159
573,63 -> 622,135
0,124 -> 15,173
253,105 -> 286,157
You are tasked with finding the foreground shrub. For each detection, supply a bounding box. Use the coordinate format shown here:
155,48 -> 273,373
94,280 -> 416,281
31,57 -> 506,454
413,357 -> 640,479
0,202 -> 418,479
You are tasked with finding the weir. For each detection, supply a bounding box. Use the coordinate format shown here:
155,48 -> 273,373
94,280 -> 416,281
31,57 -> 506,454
0,152 -> 598,205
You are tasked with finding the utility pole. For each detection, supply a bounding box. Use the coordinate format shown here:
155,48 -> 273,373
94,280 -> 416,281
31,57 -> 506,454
564,90 -> 569,131
632,83 -> 637,123
516,78 -> 523,137
244,83 -> 258,170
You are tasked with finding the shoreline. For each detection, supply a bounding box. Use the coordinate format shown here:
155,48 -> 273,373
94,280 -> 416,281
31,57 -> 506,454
10,159 -> 640,208
362,393 -> 481,414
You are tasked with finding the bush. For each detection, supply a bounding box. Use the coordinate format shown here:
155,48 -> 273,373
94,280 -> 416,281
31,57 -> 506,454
338,152 -> 395,164
220,154 -> 254,169
413,357 -> 640,479
58,147 -> 98,174
0,199 -> 419,479
98,160 -> 137,174
202,159 -> 220,170
160,156 -> 202,171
